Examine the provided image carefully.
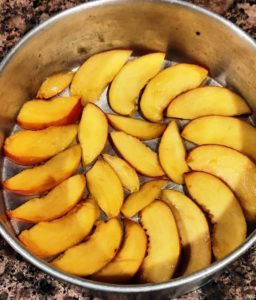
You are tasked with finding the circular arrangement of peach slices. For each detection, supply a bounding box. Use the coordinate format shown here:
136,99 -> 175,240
3,49 -> 256,284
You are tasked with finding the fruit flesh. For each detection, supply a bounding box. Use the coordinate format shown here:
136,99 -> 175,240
8,174 -> 86,222
182,116 -> 256,161
185,171 -> 246,260
167,86 -> 251,119
109,53 -> 165,115
3,145 -> 82,195
138,200 -> 180,283
52,218 -> 122,276
4,125 -> 78,165
87,159 -> 124,217
17,96 -> 82,130
36,71 -> 74,99
78,104 -> 108,166
110,131 -> 164,177
19,200 -> 100,257
187,145 -> 256,222
107,114 -> 166,140
159,121 -> 189,184
121,180 -> 168,218
161,189 -> 211,275
70,50 -> 132,104
140,63 -> 208,122
92,219 -> 147,283
102,154 -> 140,193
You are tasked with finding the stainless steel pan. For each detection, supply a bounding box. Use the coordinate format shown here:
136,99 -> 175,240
0,1 -> 255,299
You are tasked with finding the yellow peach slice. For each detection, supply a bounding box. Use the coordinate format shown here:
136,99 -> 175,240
36,71 -> 74,99
92,219 -> 147,283
102,154 -> 139,193
17,96 -> 82,130
4,125 -> 78,165
182,116 -> 256,161
138,201 -> 180,283
140,63 -> 208,122
161,189 -> 211,275
8,174 -> 86,222
87,159 -> 123,217
52,218 -> 122,276
71,50 -> 132,104
187,145 -> 256,222
109,53 -> 165,115
159,121 -> 189,184
121,180 -> 168,218
78,104 -> 108,166
3,145 -> 81,195
107,114 -> 166,140
167,86 -> 251,119
19,199 -> 99,257
185,171 -> 247,260
110,131 -> 164,177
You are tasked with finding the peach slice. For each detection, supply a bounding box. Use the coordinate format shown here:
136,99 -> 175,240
70,50 -> 132,104
110,131 -> 164,177
92,219 -> 147,283
185,171 -> 247,260
138,200 -> 180,283
159,121 -> 189,184
140,63 -> 208,122
167,86 -> 251,119
87,159 -> 124,217
52,218 -> 122,276
19,199 -> 99,257
102,154 -> 140,193
3,145 -> 81,195
109,53 -> 165,115
182,116 -> 256,161
17,96 -> 82,130
4,125 -> 78,165
36,71 -> 74,99
121,180 -> 168,218
8,174 -> 86,222
161,189 -> 211,275
107,114 -> 166,140
187,145 -> 256,222
79,103 -> 108,166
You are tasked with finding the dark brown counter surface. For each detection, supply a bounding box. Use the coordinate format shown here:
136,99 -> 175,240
0,0 -> 256,299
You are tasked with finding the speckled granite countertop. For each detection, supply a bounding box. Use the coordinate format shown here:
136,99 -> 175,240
0,0 -> 256,299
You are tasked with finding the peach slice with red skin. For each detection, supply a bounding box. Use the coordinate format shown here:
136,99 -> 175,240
185,171 -> 247,260
4,125 -> 78,165
79,104 -> 108,166
52,218 -> 122,276
19,199 -> 100,257
167,86 -> 251,119
36,71 -> 74,99
8,174 -> 86,222
140,63 -> 208,122
107,114 -> 166,140
182,116 -> 256,161
3,145 -> 81,195
161,189 -> 211,275
102,154 -> 140,193
71,50 -> 132,104
87,159 -> 124,217
92,219 -> 147,283
110,131 -> 165,177
138,200 -> 180,283
121,180 -> 168,218
17,96 -> 82,130
109,52 -> 165,115
187,145 -> 256,222
159,121 -> 189,184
